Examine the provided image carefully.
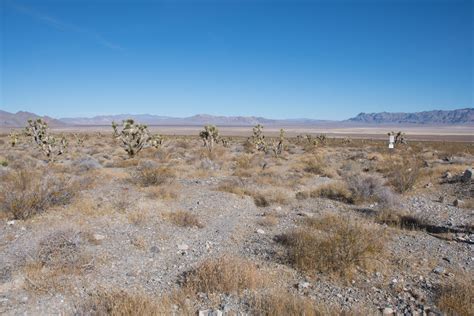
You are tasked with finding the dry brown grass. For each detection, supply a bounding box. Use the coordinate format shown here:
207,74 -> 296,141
382,157 -> 422,193
182,256 -> 264,294
436,275 -> 474,316
0,168 -> 77,220
163,210 -> 204,228
249,291 -> 351,316
217,178 -> 247,197
279,215 -> 385,278
251,188 -> 291,207
144,184 -> 180,200
24,228 -> 93,294
132,162 -> 176,187
258,213 -> 279,226
306,182 -> 353,204
76,289 -> 193,316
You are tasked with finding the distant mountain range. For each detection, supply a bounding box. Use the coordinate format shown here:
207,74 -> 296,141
348,108 -> 473,125
0,108 -> 472,127
0,110 -> 66,127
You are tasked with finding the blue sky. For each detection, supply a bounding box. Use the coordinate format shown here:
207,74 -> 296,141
1,0 -> 472,120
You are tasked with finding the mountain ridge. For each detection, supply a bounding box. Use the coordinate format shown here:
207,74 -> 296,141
0,108 -> 472,127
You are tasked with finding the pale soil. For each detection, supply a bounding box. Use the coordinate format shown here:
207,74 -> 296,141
0,132 -> 472,315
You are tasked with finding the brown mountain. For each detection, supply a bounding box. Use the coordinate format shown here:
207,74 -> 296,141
348,108 -> 473,125
0,110 -> 67,127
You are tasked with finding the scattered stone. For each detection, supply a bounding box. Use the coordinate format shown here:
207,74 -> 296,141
453,199 -> 464,207
382,307 -> 394,315
149,245 -> 160,254
256,229 -> 265,235
7,220 -> 15,226
432,266 -> 444,274
461,169 -> 472,182
74,156 -> 102,171
178,244 -> 189,251
297,281 -> 311,290
92,233 -> 105,241
198,309 -> 223,316
443,172 -> 452,179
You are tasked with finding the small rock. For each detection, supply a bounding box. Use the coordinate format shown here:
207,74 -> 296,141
178,244 -> 189,251
453,199 -> 464,207
382,307 -> 394,315
256,229 -> 265,235
275,206 -> 282,211
443,172 -> 452,179
7,220 -> 15,226
297,281 -> 311,290
424,183 -> 432,188
198,309 -> 223,316
149,246 -> 160,254
432,266 -> 444,274
93,233 -> 105,241
461,169 -> 472,182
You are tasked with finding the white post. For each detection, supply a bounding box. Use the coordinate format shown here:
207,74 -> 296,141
389,135 -> 395,149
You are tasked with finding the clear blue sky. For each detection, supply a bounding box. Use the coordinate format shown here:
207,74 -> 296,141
1,0 -> 472,120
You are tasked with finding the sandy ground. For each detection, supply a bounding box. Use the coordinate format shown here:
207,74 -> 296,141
3,124 -> 473,142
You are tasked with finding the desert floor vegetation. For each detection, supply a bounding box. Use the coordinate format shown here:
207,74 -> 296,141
0,131 -> 472,315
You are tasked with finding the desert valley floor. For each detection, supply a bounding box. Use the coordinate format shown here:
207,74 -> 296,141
0,130 -> 472,315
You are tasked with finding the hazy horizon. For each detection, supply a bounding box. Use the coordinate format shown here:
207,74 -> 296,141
1,0 -> 472,119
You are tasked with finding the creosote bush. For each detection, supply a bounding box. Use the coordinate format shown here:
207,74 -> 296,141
132,161 -> 175,187
164,210 -> 203,228
307,182 -> 353,204
279,215 -> 385,278
436,276 -> 473,316
182,256 -> 263,294
0,168 -> 76,220
250,291 -> 343,316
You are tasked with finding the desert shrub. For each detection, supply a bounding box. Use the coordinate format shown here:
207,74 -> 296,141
309,182 -> 353,204
258,213 -> 278,226
253,194 -> 270,207
385,158 -> 422,193
217,178 -> 247,197
250,291 -> 336,316
302,156 -> 330,176
0,160 -> 7,167
37,229 -> 85,269
182,256 -> 263,294
0,168 -> 76,220
132,161 -> 175,187
76,289 -> 188,316
164,210 -> 203,228
280,216 -> 385,277
251,188 -> 291,207
436,276 -> 473,316
346,174 -> 397,207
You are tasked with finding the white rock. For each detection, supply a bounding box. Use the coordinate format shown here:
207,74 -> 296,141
7,220 -> 15,226
93,233 -> 106,241
256,229 -> 265,234
178,244 -> 189,251
382,307 -> 394,315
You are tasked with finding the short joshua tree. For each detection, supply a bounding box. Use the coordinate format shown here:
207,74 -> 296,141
251,124 -> 267,152
113,119 -> 162,158
9,131 -> 18,147
24,118 -> 67,160
269,128 -> 285,158
388,131 -> 407,145
111,121 -> 120,138
316,134 -> 327,145
199,125 -> 220,152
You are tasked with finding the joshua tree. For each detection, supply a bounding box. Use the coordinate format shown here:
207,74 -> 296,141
111,121 -> 119,137
388,131 -> 407,145
149,134 -> 164,149
199,125 -> 220,152
251,124 -> 267,152
74,133 -> 85,146
269,128 -> 285,158
221,137 -> 229,148
24,119 -> 67,160
9,131 -> 18,147
117,119 -> 149,157
316,134 -> 327,145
